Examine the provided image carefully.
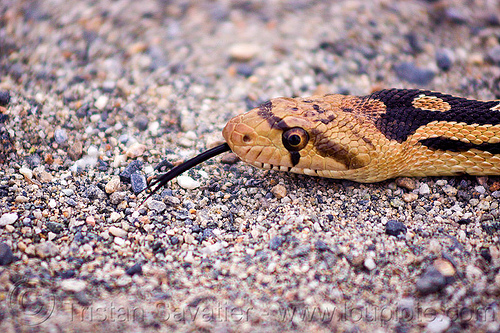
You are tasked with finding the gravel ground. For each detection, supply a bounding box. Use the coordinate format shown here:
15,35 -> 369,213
1,0 -> 500,332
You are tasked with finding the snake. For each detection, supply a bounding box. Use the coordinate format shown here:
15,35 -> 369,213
143,89 -> 500,199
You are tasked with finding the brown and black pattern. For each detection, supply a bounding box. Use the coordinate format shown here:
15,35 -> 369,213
368,89 -> 500,142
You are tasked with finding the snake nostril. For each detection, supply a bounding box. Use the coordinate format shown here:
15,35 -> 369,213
242,134 -> 251,143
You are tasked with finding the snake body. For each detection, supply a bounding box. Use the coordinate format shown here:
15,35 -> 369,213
222,89 -> 500,182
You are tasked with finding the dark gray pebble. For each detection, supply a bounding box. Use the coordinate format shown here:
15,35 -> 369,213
0,90 -> 10,106
84,184 -> 105,200
416,266 -> 447,295
0,242 -> 14,266
385,220 -> 407,237
394,62 -> 435,85
236,63 -> 254,77
315,240 -> 330,252
120,160 -> 144,182
134,115 -> 149,131
487,46 -> 500,65
130,173 -> 147,194
436,49 -> 453,71
125,263 -> 143,276
269,236 -> 284,251
46,221 -> 64,234
169,236 -> 179,245
74,291 -> 91,306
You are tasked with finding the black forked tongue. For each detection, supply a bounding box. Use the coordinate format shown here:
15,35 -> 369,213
141,143 -> 231,204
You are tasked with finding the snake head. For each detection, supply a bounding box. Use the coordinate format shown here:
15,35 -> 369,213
223,95 -> 381,179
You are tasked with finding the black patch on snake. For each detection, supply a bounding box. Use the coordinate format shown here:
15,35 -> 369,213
310,128 -> 368,169
419,137 -> 500,154
290,151 -> 301,166
319,114 -> 336,124
367,89 -> 500,143
257,101 -> 289,130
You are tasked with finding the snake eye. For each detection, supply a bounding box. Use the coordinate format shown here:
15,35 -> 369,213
282,127 -> 309,151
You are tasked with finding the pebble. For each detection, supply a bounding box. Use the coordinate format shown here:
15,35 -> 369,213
385,220 -> 407,237
147,199 -> 167,213
125,263 -> 143,276
395,177 -> 416,190
46,221 -> 64,234
271,184 -> 287,199
433,258 -> 455,277
442,185 -> 457,196
426,315 -> 451,333
110,191 -> 127,205
177,175 -> 200,189
94,95 -> 109,110
416,266 -> 447,295
120,160 -> 144,182
0,90 -> 10,106
54,128 -> 68,144
394,62 -> 435,85
229,43 -> 260,61
114,237 -> 126,246
36,170 -> 53,183
109,226 -> 127,239
125,142 -> 146,158
19,167 -> 33,180
221,153 -> 240,164
364,257 -> 376,271
35,241 -> 59,258
110,212 -> 121,222
402,192 -> 418,202
419,183 -> 431,195
487,45 -> 500,65
68,140 -> 83,160
436,48 -> 454,71
0,213 -> 18,226
0,242 -> 14,266
130,173 -> 147,193
105,176 -> 121,194
61,279 -> 87,293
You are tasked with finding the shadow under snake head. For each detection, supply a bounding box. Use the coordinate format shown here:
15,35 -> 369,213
222,94 -> 396,182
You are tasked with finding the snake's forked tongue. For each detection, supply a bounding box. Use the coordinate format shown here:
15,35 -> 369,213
141,143 -> 231,204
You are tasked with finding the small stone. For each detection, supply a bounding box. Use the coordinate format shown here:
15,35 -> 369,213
0,90 -> 11,106
0,213 -> 18,226
15,196 -> 29,203
177,175 -> 200,189
110,212 -> 121,222
221,153 -> 240,164
54,129 -> 68,144
419,183 -> 431,195
134,115 -> 149,131
105,176 -> 121,194
229,43 -> 260,61
487,45 -> 500,65
385,220 -> 407,237
436,48 -> 454,71
130,173 -> 147,194
402,192 -> 418,202
0,243 -> 14,266
269,236 -> 284,251
48,199 -> 57,208
46,221 -> 64,234
120,160 -> 144,182
35,241 -> 59,258
110,191 -> 127,205
109,226 -> 127,238
94,95 -> 109,110
442,185 -> 457,196
147,199 -> 167,213
125,263 -> 143,276
395,177 -> 416,190
19,167 -> 33,180
86,216 -> 95,226
62,189 -> 74,196
426,315 -> 451,333
125,142 -> 146,158
416,266 -> 447,295
465,265 -> 483,280
184,251 -> 196,264
68,141 -> 83,160
433,258 -> 456,277
291,245 -> 311,258
271,184 -> 287,199
394,62 -> 435,85
364,257 -> 376,271
114,237 -> 126,246
61,279 -> 87,293
36,170 -> 53,183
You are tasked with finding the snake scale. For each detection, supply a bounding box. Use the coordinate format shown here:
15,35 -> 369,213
144,89 -> 500,198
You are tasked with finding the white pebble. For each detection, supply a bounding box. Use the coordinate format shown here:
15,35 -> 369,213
60,279 -> 87,293
475,186 -> 486,194
177,175 -> 200,189
364,257 -> 377,271
426,315 -> 451,333
94,95 -> 109,110
419,183 -> 430,195
109,226 -> 127,238
229,43 -> 260,61
114,237 -> 126,246
48,199 -> 57,209
0,213 -> 18,226
19,167 -> 33,180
